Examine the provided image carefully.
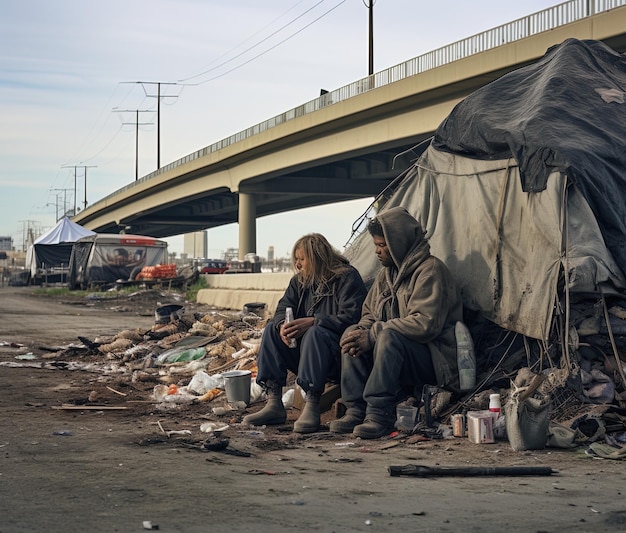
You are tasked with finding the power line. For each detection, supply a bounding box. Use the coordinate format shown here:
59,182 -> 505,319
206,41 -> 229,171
179,0 -> 328,83
179,0 -> 347,86
186,0 -> 310,74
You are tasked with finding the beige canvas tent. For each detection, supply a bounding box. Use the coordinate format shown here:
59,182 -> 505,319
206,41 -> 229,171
346,38 -> 626,344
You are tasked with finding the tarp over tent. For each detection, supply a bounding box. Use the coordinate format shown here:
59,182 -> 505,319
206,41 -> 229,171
26,217 -> 95,278
345,39 -> 626,341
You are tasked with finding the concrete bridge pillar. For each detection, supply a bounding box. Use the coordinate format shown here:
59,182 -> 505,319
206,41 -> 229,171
238,192 -> 256,260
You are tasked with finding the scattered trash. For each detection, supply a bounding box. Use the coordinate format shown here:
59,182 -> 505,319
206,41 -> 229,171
202,436 -> 251,457
165,430 -> 192,438
155,346 -> 206,365
155,304 -> 184,324
587,441 -> 626,460
152,384 -> 196,404
202,436 -> 229,451
281,388 -> 295,408
14,353 -> 36,360
187,370 -> 222,395
200,421 -> 229,433
196,388 -> 222,402
142,520 -> 159,530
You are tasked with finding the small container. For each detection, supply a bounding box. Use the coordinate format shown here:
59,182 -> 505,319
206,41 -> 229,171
451,414 -> 466,437
489,394 -> 501,417
284,307 -> 297,348
395,405 -> 418,432
467,410 -> 495,444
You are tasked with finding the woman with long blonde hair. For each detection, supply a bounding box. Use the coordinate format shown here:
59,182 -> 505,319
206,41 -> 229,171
243,233 -> 367,433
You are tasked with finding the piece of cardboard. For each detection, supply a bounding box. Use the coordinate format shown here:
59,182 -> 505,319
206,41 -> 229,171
292,383 -> 341,413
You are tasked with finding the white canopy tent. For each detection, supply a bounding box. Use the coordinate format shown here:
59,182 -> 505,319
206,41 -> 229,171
26,217 -> 95,279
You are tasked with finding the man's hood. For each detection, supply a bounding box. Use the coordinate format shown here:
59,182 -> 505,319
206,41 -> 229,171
376,206 -> 428,269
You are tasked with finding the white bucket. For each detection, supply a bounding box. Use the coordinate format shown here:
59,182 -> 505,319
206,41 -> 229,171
222,370 -> 252,405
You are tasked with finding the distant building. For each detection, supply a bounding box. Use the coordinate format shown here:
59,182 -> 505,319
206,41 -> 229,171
183,231 -> 207,259
0,236 -> 13,251
267,246 -> 274,262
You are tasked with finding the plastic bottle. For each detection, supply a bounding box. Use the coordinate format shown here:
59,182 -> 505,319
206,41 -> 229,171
284,307 -> 297,348
489,393 -> 501,417
455,321 -> 476,391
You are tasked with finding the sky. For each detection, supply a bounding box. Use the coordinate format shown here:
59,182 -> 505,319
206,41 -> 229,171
1,0 -> 563,259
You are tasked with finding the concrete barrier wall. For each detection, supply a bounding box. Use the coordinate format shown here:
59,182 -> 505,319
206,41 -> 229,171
196,272 -> 292,315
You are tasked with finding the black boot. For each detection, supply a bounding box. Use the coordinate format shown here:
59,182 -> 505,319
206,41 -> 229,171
242,381 -> 286,426
293,390 -> 321,434
353,409 -> 395,439
329,404 -> 366,434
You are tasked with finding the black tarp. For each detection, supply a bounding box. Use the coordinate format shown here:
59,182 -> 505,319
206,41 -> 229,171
432,38 -> 626,269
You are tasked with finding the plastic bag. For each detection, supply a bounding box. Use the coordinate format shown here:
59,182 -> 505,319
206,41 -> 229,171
187,370 -> 221,395
155,347 -> 206,365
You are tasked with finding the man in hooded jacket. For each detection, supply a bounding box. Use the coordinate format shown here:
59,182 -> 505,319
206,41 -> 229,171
330,206 -> 463,439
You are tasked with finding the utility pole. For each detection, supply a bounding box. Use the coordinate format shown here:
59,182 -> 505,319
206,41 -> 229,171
62,165 -> 97,214
50,188 -> 72,220
18,220 -> 41,252
363,0 -> 375,76
82,165 -> 96,210
113,109 -> 153,181
122,81 -> 178,170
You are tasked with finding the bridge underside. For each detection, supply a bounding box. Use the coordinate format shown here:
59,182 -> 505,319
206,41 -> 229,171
93,139 -> 428,238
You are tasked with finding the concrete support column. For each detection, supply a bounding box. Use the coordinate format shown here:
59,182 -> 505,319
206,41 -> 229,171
238,192 -> 256,260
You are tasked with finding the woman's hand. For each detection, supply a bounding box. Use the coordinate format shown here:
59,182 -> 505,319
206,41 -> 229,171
280,317 -> 315,346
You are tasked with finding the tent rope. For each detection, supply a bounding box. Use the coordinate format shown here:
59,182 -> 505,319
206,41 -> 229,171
600,286 -> 626,389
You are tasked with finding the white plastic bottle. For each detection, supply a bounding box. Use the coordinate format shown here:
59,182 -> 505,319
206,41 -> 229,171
284,307 -> 297,348
489,394 -> 501,417
455,321 -> 476,391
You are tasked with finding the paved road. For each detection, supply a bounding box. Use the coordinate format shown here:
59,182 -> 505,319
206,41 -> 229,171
1,286 -> 625,532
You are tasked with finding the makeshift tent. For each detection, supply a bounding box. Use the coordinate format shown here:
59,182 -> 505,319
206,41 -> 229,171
68,233 -> 168,289
346,38 -> 626,342
26,217 -> 95,280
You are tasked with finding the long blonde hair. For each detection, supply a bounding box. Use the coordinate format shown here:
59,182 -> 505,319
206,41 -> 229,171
291,233 -> 350,288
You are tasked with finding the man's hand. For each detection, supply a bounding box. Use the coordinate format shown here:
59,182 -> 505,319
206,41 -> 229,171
340,328 -> 371,358
280,317 -> 315,346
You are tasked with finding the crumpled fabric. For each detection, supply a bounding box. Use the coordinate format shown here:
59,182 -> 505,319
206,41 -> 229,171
546,421 -> 585,448
581,368 -> 615,404
588,441 -> 626,460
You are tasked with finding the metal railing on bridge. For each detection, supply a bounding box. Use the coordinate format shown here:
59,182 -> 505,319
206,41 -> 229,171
100,0 -> 626,203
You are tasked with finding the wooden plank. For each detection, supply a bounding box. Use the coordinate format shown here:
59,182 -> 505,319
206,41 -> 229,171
52,404 -> 128,410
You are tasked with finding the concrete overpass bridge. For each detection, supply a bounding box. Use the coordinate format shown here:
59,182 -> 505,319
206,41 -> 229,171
73,0 -> 626,259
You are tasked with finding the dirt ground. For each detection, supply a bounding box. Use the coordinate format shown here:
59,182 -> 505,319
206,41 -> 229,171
1,285 -> 625,533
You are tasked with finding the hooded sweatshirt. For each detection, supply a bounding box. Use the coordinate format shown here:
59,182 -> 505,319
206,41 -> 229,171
356,206 -> 463,389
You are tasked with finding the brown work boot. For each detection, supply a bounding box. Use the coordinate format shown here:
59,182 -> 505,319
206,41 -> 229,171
329,407 -> 365,434
293,391 -> 321,434
242,382 -> 286,426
